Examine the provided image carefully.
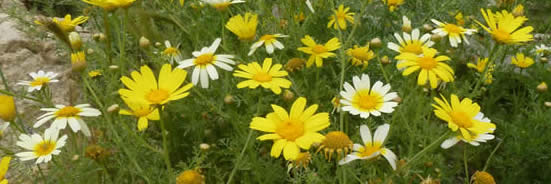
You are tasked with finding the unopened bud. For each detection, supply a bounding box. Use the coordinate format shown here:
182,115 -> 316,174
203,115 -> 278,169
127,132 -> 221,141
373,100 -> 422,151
87,48 -> 94,55
537,82 -> 548,92
545,102 -> 551,107
107,104 -> 119,113
512,4 -> 524,17
155,42 -> 162,47
69,32 -> 82,50
380,55 -> 390,64
423,24 -> 433,32
431,34 -> 442,41
282,90 -> 294,101
199,143 -> 210,151
139,36 -> 150,48
540,57 -> 548,63
109,65 -> 119,70
370,38 -> 382,48
71,51 -> 86,72
224,95 -> 234,104
93,33 -> 106,42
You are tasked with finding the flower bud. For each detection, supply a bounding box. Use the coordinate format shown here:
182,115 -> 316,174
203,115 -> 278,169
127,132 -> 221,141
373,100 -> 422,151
370,37 -> 382,48
380,55 -> 390,64
71,51 -> 87,72
545,102 -> 551,107
139,36 -> 150,48
199,143 -> 210,151
69,32 -> 82,50
155,42 -> 162,47
107,104 -> 119,113
512,4 -> 524,17
401,16 -> 412,33
109,65 -> 119,70
540,57 -> 548,63
87,48 -> 95,55
472,171 -> 496,184
282,90 -> 294,101
93,33 -> 106,42
431,34 -> 442,42
0,95 -> 16,122
177,170 -> 205,184
423,24 -> 433,32
537,82 -> 548,92
223,95 -> 234,104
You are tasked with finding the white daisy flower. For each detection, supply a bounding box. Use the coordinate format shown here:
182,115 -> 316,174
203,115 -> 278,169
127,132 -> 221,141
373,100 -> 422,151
339,124 -> 398,170
34,104 -> 101,137
441,112 -> 495,149
387,28 -> 434,56
248,34 -> 288,56
534,44 -> 550,57
15,128 -> 67,164
340,74 -> 399,119
17,71 -> 59,92
162,40 -> 182,64
431,19 -> 477,48
201,0 -> 245,10
177,38 -> 236,88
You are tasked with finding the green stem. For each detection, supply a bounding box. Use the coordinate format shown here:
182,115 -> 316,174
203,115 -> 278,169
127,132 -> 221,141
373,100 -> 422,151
226,129 -> 253,184
118,116 -> 162,154
378,56 -> 390,83
159,109 -> 173,173
102,10 -> 113,65
464,146 -> 469,184
119,10 -> 128,75
406,131 -> 450,168
482,138 -> 503,171
471,44 -> 499,97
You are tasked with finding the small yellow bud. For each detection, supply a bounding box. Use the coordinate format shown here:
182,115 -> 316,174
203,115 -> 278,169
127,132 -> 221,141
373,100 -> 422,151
285,58 -> 305,72
176,170 -> 205,184
68,32 -> 82,50
71,51 -> 86,72
380,55 -> 390,64
472,171 -> 496,184
537,82 -> 548,92
93,33 -> 105,42
139,36 -> 150,48
370,37 -> 382,48
282,90 -> 295,101
0,95 -> 16,122
512,4 -> 524,17
223,95 -> 234,104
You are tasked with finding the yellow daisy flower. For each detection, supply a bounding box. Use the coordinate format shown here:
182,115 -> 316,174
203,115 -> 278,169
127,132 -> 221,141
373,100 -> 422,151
467,57 -> 489,73
119,64 -> 193,105
382,0 -> 404,12
52,14 -> 88,33
432,94 -> 496,141
88,70 -> 102,78
316,131 -> 353,161
119,99 -> 160,131
395,47 -> 455,88
511,53 -> 534,68
475,9 -> 533,44
297,35 -> 341,67
387,29 -> 434,56
250,97 -> 330,160
225,12 -> 258,41
233,58 -> 292,94
248,34 -> 288,56
327,5 -> 355,30
0,156 -> 10,184
0,95 -> 16,123
455,12 -> 465,26
431,19 -> 477,47
346,44 -> 375,67
176,170 -> 205,184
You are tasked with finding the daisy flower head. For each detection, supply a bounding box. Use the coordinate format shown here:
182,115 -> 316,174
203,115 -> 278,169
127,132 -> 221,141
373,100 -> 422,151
297,35 -> 341,67
339,74 -> 398,118
177,38 -> 235,88
382,0 -> 404,12
511,53 -> 534,68
0,95 -> 16,123
441,132 -> 495,149
225,12 -> 258,41
120,64 -> 193,104
162,41 -> 182,64
202,0 -> 245,11
52,14 -> 88,33
534,44 -> 550,57
119,99 -> 160,131
346,44 -> 375,68
387,29 -> 434,56
0,156 -> 10,183
88,70 -> 102,78
432,94 -> 496,141
248,34 -> 288,56
17,70 -> 59,92
431,19 -> 477,47
395,47 -> 455,89
327,5 -> 355,30
233,58 -> 291,94
15,128 -> 67,164
250,97 -> 330,160
34,104 -> 101,137
475,9 -> 533,44
316,131 -> 353,161
339,124 -> 398,170
467,57 -> 490,73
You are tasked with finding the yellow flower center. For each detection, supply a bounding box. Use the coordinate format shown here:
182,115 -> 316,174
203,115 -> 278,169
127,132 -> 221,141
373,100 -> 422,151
401,41 -> 424,55
252,72 -> 272,82
312,45 -> 328,54
276,119 -> 304,141
491,29 -> 511,43
358,142 -> 382,157
194,53 -> 215,66
146,89 -> 170,105
321,131 -> 352,150
350,48 -> 372,61
176,170 -> 204,184
443,23 -> 462,34
213,2 -> 231,10
336,11 -> 346,20
450,111 -> 473,128
418,56 -> 438,70
293,152 -> 311,168
133,108 -> 152,117
163,47 -> 179,56
34,140 -> 56,156
30,77 -> 51,87
260,34 -> 275,41
353,90 -> 382,110
55,106 -> 81,118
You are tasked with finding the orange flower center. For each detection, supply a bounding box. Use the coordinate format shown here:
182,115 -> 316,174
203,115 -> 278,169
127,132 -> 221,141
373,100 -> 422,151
418,56 -> 438,70
55,106 -> 81,118
491,29 -> 511,43
443,23 -> 462,34
194,54 -> 215,66
252,72 -> 272,82
312,45 -> 328,54
146,89 -> 169,105
34,140 -> 56,156
276,119 -> 304,141
30,77 -> 51,87
450,111 -> 473,128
